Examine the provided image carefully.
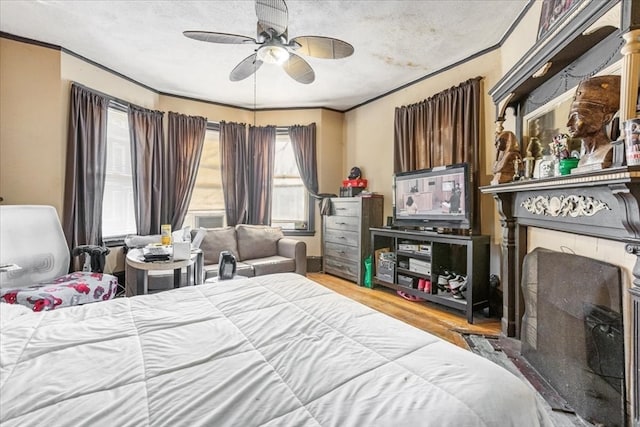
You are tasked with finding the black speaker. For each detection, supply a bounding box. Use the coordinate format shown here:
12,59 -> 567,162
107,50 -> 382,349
386,216 -> 393,227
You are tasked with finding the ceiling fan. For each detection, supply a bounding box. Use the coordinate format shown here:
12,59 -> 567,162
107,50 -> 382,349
183,0 -> 354,84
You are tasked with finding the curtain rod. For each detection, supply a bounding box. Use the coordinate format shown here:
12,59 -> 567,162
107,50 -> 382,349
72,82 -> 313,131
71,82 -> 128,107
71,82 -> 161,114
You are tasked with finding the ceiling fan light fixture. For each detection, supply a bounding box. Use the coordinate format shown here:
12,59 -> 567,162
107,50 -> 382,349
257,44 -> 289,64
184,0 -> 352,83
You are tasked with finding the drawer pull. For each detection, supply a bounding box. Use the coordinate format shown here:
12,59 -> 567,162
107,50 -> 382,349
336,221 -> 346,225
335,208 -> 347,210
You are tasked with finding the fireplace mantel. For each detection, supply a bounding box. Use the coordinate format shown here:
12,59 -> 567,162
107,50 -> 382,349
481,165 -> 640,424
481,166 -> 640,335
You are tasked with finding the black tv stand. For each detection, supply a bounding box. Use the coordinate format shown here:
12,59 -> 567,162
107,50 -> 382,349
370,227 -> 490,323
389,226 -> 472,236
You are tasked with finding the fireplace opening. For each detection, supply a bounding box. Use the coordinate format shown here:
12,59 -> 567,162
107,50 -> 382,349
521,248 -> 625,426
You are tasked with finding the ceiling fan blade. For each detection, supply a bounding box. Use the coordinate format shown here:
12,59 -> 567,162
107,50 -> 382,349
291,36 -> 354,59
230,53 -> 263,81
282,53 -> 315,84
255,0 -> 288,37
183,31 -> 257,45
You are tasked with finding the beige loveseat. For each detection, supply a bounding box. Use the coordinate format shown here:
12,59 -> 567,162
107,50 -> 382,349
197,224 -> 306,280
125,224 -> 306,293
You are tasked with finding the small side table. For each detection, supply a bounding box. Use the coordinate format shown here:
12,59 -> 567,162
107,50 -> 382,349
126,248 -> 203,296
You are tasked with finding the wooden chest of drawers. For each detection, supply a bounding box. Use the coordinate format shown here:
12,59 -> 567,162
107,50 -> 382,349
322,196 -> 383,285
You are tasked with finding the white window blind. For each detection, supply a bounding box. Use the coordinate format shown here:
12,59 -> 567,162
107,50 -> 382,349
271,134 -> 308,230
102,106 -> 136,238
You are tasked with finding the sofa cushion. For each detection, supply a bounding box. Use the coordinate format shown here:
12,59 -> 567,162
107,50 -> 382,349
244,256 -> 295,276
199,227 -> 239,265
203,262 -> 254,279
235,225 -> 283,261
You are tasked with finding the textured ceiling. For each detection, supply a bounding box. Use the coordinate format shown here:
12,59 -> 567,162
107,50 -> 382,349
0,0 -> 530,111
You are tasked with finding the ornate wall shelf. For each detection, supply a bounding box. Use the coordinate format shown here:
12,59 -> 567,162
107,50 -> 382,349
483,167 -> 640,241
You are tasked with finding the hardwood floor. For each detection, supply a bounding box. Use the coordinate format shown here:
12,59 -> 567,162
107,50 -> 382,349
307,272 -> 501,350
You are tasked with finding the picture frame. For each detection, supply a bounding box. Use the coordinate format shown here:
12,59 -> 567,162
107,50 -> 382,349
537,0 -> 581,41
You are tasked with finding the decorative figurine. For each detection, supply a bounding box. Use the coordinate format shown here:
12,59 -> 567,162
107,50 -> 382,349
491,130 -> 522,185
526,137 -> 543,160
523,137 -> 542,179
512,158 -> 522,181
566,75 -> 621,171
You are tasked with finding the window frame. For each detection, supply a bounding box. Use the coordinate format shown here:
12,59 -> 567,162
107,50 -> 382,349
102,101 -> 136,247
272,127 -> 315,237
185,122 -> 227,230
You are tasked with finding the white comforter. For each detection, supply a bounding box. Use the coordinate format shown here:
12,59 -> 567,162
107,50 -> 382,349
1,273 -> 552,426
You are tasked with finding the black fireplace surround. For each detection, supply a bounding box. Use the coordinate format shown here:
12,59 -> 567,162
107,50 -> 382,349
481,167 -> 640,425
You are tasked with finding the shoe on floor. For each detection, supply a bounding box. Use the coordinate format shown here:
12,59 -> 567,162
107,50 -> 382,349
397,290 -> 425,302
437,271 -> 456,290
448,275 -> 466,290
450,276 -> 467,299
452,289 -> 466,299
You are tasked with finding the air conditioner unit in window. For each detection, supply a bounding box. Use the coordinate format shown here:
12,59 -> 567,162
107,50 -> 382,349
194,213 -> 224,229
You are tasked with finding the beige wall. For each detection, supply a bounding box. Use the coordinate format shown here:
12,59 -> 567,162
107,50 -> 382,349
158,94 -> 250,124
0,39 -> 66,212
500,1 -> 541,77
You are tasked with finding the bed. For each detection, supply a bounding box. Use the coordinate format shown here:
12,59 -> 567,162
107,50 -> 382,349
0,272 -> 552,426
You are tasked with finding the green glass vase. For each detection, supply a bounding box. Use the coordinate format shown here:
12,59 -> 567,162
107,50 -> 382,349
559,157 -> 579,175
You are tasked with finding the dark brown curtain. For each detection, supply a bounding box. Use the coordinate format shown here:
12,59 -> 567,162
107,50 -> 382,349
394,77 -> 481,173
63,84 -> 110,270
247,125 -> 276,225
128,105 -> 165,235
220,121 -> 248,226
165,112 -> 207,230
289,123 -> 319,196
394,103 -> 423,173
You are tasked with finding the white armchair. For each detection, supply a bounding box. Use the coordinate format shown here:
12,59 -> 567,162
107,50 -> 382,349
0,205 -> 118,311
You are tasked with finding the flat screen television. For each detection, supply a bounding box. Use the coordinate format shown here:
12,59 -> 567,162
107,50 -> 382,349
393,163 -> 472,231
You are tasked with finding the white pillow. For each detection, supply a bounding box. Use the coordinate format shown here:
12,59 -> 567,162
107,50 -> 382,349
191,227 -> 207,250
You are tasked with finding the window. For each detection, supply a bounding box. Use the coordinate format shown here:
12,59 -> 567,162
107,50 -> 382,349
102,105 -> 136,239
186,126 -> 225,228
271,132 -> 313,233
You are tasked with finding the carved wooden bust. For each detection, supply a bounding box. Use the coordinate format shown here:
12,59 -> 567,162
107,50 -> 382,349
566,75 -> 620,170
491,131 -> 522,185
